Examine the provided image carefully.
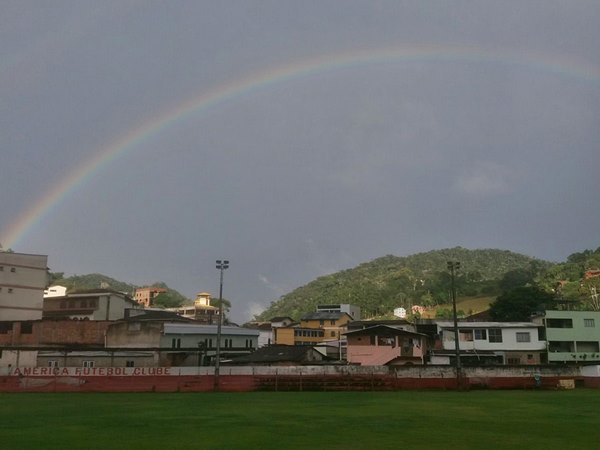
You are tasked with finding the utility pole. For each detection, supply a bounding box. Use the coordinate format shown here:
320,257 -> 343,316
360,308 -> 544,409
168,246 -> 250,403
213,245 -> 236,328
447,261 -> 461,389
214,259 -> 229,391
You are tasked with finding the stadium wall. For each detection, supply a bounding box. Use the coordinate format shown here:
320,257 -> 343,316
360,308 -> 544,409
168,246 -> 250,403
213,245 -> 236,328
1,365 -> 597,392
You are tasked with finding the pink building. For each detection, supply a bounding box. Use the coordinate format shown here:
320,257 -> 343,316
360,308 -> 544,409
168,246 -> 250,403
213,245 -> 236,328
345,325 -> 427,366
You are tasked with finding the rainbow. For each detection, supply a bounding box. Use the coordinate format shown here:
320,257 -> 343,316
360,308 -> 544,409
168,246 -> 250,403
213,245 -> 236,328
3,44 -> 599,249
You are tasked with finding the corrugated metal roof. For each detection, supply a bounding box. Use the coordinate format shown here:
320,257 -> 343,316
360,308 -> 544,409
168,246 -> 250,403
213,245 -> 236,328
163,323 -> 259,336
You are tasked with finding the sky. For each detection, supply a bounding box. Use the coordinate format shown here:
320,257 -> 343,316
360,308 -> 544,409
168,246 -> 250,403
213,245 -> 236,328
1,1 -> 599,322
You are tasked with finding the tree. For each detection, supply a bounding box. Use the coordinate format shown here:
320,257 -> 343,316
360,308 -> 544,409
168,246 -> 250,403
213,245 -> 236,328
489,286 -> 555,321
499,268 -> 535,292
152,293 -> 184,308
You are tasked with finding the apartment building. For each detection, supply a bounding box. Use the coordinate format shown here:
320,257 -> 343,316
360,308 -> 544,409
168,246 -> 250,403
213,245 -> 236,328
0,252 -> 48,320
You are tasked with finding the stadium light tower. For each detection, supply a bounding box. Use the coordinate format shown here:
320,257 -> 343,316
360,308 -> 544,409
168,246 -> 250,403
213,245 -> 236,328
447,261 -> 461,388
214,259 -> 229,391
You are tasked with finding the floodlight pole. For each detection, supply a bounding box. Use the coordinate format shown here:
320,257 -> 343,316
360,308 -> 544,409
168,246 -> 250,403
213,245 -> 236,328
447,261 -> 461,389
214,259 -> 229,391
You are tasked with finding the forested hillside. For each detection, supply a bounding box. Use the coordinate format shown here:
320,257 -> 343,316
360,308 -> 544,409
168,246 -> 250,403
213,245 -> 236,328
255,247 -> 552,320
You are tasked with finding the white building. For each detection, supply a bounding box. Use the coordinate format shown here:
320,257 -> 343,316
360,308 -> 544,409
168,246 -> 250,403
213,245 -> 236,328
44,285 -> 67,298
0,251 -> 48,320
432,321 -> 546,365
43,289 -> 141,320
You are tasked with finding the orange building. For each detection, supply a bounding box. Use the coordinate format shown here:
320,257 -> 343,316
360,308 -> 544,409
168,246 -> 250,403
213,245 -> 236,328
274,311 -> 353,345
134,287 -> 167,307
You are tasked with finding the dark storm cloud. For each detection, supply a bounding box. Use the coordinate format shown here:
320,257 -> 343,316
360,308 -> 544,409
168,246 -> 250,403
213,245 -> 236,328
1,1 -> 599,321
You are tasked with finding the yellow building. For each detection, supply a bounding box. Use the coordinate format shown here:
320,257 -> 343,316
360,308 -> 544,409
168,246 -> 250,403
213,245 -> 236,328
274,312 -> 353,345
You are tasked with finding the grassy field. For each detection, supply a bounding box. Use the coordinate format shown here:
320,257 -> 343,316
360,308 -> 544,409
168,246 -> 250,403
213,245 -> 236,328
1,390 -> 597,450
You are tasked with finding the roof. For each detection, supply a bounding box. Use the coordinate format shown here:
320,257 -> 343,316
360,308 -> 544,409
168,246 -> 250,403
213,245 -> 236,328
300,311 -> 351,321
38,351 -> 154,357
49,289 -> 139,306
227,345 -> 327,364
123,309 -> 194,322
163,323 -> 259,336
344,325 -> 427,337
270,316 -> 294,322
435,321 -> 540,329
348,319 -> 411,330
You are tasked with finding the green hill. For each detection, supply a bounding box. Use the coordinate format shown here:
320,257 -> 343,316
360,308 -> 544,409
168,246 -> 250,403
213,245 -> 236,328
48,272 -> 189,307
255,247 -> 552,321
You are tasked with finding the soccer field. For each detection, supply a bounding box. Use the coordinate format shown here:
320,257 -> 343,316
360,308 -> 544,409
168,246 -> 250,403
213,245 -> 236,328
0,390 -> 597,450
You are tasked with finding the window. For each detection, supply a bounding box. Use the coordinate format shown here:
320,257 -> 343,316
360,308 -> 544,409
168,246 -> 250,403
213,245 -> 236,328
126,360 -> 135,367
48,360 -> 59,368
0,323 -> 13,334
8,288 -> 13,293
474,329 -> 487,340
546,318 -> 573,328
60,301 -> 66,309
330,320 -> 336,325
488,328 -> 503,343
10,267 -> 16,272
507,358 -> 520,365
171,338 -> 181,349
549,341 -> 574,352
460,330 -> 473,342
516,332 -> 531,343
20,322 -> 33,334
330,331 -> 336,337
83,361 -> 95,368
576,341 -> 600,352
0,266 -> 3,271
584,319 -> 595,328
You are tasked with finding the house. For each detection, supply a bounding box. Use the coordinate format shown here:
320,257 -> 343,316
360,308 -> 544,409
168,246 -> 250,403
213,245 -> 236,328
432,320 -> 546,365
244,321 -> 276,348
347,319 -> 415,333
0,251 -> 48,320
133,287 -> 167,307
345,325 -> 427,366
106,320 -> 259,366
225,344 -> 330,366
533,310 -> 600,364
168,292 -> 219,324
44,285 -> 67,298
316,304 -> 361,321
0,319 -> 112,368
274,311 -> 353,346
37,350 -> 156,369
43,289 -> 141,321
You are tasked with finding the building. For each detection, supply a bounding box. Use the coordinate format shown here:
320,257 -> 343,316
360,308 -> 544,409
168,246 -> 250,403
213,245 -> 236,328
134,287 -> 167,307
345,325 -> 427,366
168,292 -> 219,324
44,285 -> 67,298
316,304 -> 361,321
275,311 -> 353,346
43,289 -> 141,321
106,320 -> 259,366
244,316 -> 294,347
533,310 -> 600,364
348,319 -> 416,333
226,345 -> 331,366
0,252 -> 48,320
432,321 -> 546,365
0,319 -> 112,368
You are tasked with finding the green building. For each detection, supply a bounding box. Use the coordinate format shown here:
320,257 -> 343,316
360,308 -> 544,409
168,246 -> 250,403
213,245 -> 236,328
534,310 -> 600,364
